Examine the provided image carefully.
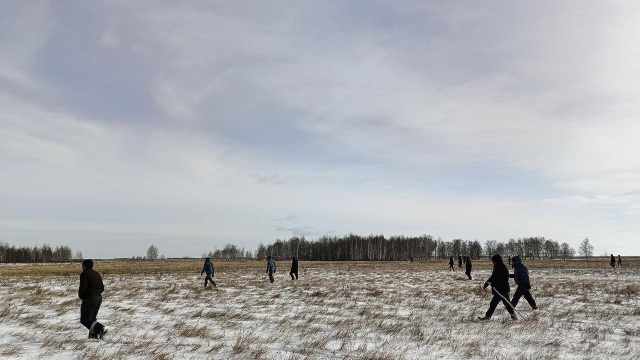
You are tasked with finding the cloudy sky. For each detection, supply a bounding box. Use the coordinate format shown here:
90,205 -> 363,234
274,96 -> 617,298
2,1 -> 640,258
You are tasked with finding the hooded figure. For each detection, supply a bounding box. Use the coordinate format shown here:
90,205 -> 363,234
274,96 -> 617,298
201,258 -> 216,288
479,254 -> 516,321
617,255 -> 622,268
448,257 -> 455,271
78,259 -> 106,339
266,256 -> 277,283
289,256 -> 299,280
610,254 -> 616,269
464,256 -> 472,280
509,256 -> 537,310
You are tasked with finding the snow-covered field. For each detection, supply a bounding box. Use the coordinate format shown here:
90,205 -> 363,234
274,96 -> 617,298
1,263 -> 639,359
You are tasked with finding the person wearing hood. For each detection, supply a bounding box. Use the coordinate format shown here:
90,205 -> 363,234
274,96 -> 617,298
464,256 -> 472,280
201,258 -> 216,288
289,256 -> 299,280
448,257 -> 455,271
78,259 -> 106,339
479,254 -> 517,321
266,256 -> 277,283
610,254 -> 616,269
510,256 -> 537,310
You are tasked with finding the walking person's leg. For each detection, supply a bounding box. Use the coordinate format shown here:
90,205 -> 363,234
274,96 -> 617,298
290,271 -> 294,280
484,294 -> 501,319
269,273 -> 274,283
511,286 -> 524,308
294,272 -> 298,280
522,288 -> 537,309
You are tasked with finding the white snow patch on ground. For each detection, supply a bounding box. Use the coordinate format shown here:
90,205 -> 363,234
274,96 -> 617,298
0,266 -> 639,359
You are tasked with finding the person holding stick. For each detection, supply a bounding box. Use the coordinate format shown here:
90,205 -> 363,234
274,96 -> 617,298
478,254 -> 517,321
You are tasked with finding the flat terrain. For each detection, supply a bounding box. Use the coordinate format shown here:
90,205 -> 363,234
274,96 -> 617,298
1,260 -> 639,359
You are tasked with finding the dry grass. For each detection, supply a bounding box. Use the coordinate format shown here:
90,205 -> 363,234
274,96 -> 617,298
0,261 -> 639,359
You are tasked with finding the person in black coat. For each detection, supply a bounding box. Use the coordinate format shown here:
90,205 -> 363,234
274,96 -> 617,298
479,254 -> 516,320
617,255 -> 622,268
289,256 -> 299,280
448,257 -> 455,271
78,259 -> 106,339
610,254 -> 616,269
510,256 -> 537,310
464,256 -> 472,280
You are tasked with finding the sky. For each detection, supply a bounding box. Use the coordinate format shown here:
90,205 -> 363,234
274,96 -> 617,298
2,1 -> 640,258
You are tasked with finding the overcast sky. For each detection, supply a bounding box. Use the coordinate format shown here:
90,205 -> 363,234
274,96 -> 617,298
2,1 -> 640,258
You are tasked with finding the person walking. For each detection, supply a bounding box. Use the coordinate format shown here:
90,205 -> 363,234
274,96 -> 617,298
509,256 -> 537,310
465,256 -> 472,280
289,256 -> 299,280
478,254 -> 517,321
201,257 -> 216,288
78,259 -> 106,339
617,255 -> 622,268
448,257 -> 455,271
457,255 -> 463,270
610,254 -> 616,269
266,256 -> 277,283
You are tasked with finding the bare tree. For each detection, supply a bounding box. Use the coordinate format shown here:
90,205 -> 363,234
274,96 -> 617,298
579,238 -> 593,261
146,245 -> 159,260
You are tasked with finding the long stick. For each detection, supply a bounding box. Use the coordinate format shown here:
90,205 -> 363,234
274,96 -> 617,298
491,287 -> 528,320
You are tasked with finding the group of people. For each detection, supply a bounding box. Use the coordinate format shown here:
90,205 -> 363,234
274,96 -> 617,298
449,255 -> 473,280
610,254 -> 623,269
77,253 -> 547,340
478,254 -> 537,320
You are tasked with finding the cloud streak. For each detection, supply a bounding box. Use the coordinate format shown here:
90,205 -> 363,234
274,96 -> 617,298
2,1 -> 640,256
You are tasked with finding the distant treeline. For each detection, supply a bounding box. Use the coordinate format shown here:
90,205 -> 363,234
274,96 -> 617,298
257,235 -> 576,261
0,243 -> 74,263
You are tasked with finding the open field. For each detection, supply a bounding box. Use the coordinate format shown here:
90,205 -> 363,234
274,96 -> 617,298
1,260 -> 639,359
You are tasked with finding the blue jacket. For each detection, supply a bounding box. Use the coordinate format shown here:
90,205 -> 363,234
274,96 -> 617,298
510,256 -> 530,289
201,261 -> 214,275
266,259 -> 277,274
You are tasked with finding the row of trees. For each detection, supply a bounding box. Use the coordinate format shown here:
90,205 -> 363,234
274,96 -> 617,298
0,243 -> 76,263
256,235 -> 578,261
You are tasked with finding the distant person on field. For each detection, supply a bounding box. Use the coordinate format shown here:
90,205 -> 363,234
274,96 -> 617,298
479,254 -> 516,321
448,257 -> 455,271
617,255 -> 622,268
266,256 -> 277,283
289,256 -> 299,280
458,255 -> 463,270
610,254 -> 616,269
465,256 -> 472,280
201,257 -> 216,288
509,256 -> 537,310
78,259 -> 106,339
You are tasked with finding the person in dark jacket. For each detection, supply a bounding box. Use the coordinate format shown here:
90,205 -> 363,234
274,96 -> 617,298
457,255 -> 463,269
610,254 -> 616,269
201,258 -> 216,288
464,256 -> 472,280
289,256 -> 299,280
78,259 -> 106,339
509,256 -> 537,310
617,255 -> 622,268
266,256 -> 277,283
448,257 -> 455,271
479,254 -> 516,320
